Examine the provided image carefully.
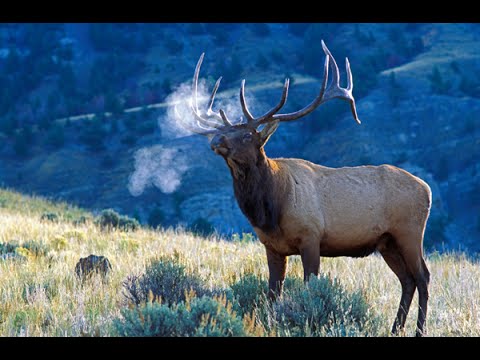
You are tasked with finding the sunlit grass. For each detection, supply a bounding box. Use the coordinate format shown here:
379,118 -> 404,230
0,188 -> 88,221
0,190 -> 479,336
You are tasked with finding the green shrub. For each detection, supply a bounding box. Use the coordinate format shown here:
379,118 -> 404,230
13,128 -> 30,157
21,240 -> 50,257
97,209 -> 120,229
188,217 -> 215,237
73,215 -> 89,226
231,232 -> 256,243
424,214 -> 449,250
114,295 -> 245,337
0,242 -> 17,255
122,256 -> 210,306
97,209 -> 139,231
147,206 -> 164,229
115,301 -> 179,336
428,67 -> 450,95
78,116 -> 106,152
230,274 -> 268,316
118,216 -> 140,231
45,123 -> 65,148
22,280 -> 58,303
0,241 -> 50,260
388,71 -> 404,106
272,275 -> 379,336
41,212 -> 59,222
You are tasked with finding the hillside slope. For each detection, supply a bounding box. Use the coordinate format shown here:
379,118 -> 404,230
0,23 -> 478,252
0,189 -> 479,336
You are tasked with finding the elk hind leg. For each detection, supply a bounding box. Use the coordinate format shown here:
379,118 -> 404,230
378,234 -> 416,335
413,257 -> 430,337
395,231 -> 431,337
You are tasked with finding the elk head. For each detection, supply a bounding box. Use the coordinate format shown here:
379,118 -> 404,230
175,41 -> 361,172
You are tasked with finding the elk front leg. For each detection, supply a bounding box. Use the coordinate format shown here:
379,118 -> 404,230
300,243 -> 320,282
266,247 -> 287,301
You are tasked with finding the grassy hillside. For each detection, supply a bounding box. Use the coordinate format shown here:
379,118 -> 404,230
0,188 -> 89,220
1,23 -> 478,252
0,188 -> 479,336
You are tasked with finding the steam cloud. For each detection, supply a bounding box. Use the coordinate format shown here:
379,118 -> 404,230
128,145 -> 188,196
129,75 -> 260,196
160,78 -> 259,138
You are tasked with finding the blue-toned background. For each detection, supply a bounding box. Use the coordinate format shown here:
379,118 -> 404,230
0,23 -> 477,252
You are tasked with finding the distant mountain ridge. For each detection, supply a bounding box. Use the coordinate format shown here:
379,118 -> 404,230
0,23 -> 478,252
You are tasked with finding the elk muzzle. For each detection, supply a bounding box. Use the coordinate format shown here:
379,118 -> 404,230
210,134 -> 229,156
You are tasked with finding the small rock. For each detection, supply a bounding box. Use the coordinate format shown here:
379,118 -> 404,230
75,255 -> 112,282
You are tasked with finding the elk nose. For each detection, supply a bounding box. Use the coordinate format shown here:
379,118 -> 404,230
210,134 -> 227,150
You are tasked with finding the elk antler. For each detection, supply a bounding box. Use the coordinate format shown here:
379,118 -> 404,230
174,53 -> 234,137
175,40 -> 360,136
240,40 -> 360,127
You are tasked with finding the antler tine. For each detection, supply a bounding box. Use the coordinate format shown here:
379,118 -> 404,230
319,53 -> 330,98
344,57 -> 360,123
255,78 -> 290,124
253,40 -> 360,125
321,42 -> 360,124
219,109 -> 233,126
241,78 -> 290,127
207,76 -> 223,116
240,80 -> 255,123
175,105 -> 219,137
345,57 -> 353,92
190,53 -> 228,129
321,40 -> 340,88
207,76 -> 233,126
175,53 -> 234,135
192,52 -> 204,112
254,56 -> 328,125
190,104 -> 223,128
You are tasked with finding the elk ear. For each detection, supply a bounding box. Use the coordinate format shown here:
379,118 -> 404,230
259,121 -> 279,146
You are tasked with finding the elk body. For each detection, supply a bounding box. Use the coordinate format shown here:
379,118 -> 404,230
175,41 -> 431,337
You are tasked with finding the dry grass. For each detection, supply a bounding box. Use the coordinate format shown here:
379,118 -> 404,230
0,190 -> 479,336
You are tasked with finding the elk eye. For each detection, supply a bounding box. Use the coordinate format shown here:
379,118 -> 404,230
242,133 -> 253,143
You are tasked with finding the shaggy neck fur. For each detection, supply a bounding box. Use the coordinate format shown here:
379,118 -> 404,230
226,148 -> 281,234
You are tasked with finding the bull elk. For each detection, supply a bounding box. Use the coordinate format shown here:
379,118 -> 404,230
175,41 -> 432,337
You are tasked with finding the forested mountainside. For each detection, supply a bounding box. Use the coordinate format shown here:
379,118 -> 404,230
0,23 -> 478,252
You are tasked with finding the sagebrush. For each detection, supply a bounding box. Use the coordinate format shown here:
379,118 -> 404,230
0,189 -> 480,336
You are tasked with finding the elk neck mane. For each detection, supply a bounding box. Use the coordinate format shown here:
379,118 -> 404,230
226,148 -> 283,235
